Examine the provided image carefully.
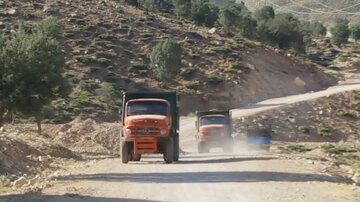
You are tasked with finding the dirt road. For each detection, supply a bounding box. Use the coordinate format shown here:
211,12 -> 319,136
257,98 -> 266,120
2,81 -> 360,202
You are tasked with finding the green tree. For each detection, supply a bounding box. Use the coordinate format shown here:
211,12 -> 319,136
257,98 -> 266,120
0,21 -> 70,133
331,18 -> 350,46
256,21 -> 273,43
300,21 -> 326,48
219,0 -> 256,38
301,21 -> 326,38
173,0 -> 191,18
139,0 -> 172,12
16,32 -> 70,134
0,34 -> 17,127
191,0 -> 219,27
254,6 -> 274,22
351,23 -> 360,42
150,39 -> 182,81
266,13 -> 305,52
312,22 -> 327,37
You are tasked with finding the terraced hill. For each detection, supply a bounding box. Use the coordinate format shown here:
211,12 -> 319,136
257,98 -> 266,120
217,0 -> 360,24
0,0 -> 334,121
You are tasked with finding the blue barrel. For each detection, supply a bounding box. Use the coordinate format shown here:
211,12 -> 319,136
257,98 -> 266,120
247,135 -> 270,144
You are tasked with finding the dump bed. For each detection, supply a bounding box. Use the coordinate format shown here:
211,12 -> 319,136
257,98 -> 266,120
122,92 -> 179,130
196,110 -> 231,119
196,110 -> 232,135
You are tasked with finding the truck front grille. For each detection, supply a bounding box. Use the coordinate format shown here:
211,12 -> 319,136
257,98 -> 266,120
136,127 -> 160,135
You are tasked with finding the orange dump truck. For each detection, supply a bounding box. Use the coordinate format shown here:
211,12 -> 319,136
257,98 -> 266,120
195,110 -> 233,153
120,92 -> 179,164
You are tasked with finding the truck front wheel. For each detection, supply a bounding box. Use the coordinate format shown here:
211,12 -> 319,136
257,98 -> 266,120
121,141 -> 130,164
164,138 -> 174,164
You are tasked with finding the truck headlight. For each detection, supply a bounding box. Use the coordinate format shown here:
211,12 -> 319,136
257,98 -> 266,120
160,129 -> 167,135
125,128 -> 132,135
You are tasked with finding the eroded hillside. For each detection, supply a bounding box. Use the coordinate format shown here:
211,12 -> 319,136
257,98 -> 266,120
0,0 -> 335,120
234,89 -> 360,143
219,0 -> 360,24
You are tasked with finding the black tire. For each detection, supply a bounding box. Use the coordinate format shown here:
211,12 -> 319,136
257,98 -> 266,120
121,141 -> 130,164
173,134 -> 179,161
163,138 -> 174,164
198,142 -> 208,153
133,154 -> 141,161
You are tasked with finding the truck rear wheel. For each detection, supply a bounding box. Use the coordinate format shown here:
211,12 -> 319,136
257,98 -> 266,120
163,138 -> 174,164
198,142 -> 208,153
121,141 -> 130,164
133,154 -> 141,161
173,135 -> 179,161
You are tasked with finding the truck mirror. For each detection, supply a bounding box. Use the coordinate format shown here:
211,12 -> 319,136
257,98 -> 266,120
118,108 -> 123,122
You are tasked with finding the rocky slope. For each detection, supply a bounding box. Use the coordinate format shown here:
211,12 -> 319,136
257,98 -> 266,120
214,0 -> 360,24
0,0 -> 335,120
234,90 -> 360,142
233,89 -> 360,181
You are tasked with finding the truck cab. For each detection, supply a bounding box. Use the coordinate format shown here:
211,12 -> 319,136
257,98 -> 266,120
196,110 -> 233,153
120,92 -> 179,164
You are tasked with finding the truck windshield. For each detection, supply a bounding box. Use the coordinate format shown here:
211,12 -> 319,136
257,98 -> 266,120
200,116 -> 226,125
127,101 -> 168,116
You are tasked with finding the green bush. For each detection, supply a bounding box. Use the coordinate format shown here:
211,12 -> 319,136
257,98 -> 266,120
180,67 -> 197,79
69,91 -> 96,110
351,91 -> 360,111
184,81 -> 199,90
139,0 -> 172,12
150,39 -> 182,81
74,55 -> 112,66
321,144 -> 356,154
191,0 -> 219,27
298,125 -> 310,134
254,6 -> 274,22
207,74 -> 224,85
96,82 -> 119,111
33,17 -> 64,39
317,124 -> 331,137
79,80 -> 99,92
254,8 -> 306,53
173,0 -> 191,18
219,0 -> 257,38
300,21 -> 326,38
351,23 -> 360,42
338,154 -> 360,170
338,110 -> 360,119
266,13 -> 305,53
287,145 -> 312,153
117,0 -> 139,6
331,18 -> 350,46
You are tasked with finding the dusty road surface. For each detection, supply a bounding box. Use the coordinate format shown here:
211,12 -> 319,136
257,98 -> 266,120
1,82 -> 360,202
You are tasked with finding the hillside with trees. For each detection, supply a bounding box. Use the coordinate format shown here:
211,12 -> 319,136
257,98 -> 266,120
0,0 -> 359,196
2,0 -> 356,127
213,0 -> 360,24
